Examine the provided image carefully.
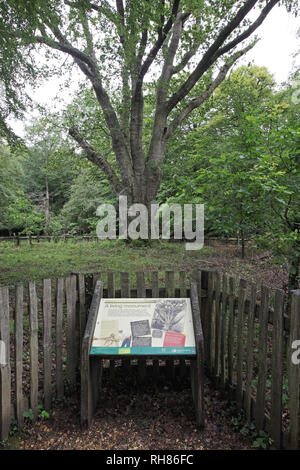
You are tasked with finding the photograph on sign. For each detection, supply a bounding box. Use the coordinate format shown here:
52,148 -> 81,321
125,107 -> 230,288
90,298 -> 196,356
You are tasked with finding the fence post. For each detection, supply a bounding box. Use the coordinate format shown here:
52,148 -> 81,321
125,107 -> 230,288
77,274 -> 86,354
206,270 -> 215,373
270,289 -> 284,448
200,270 -> 209,346
236,279 -> 247,409
0,287 -> 11,440
81,281 -> 103,429
190,280 -> 205,429
254,284 -> 270,431
43,279 -> 52,412
165,271 -> 175,298
15,285 -> 24,428
288,290 -> 300,449
29,282 -> 39,418
108,272 -> 115,298
214,271 -> 221,381
220,275 -> 228,390
245,283 -> 257,422
227,277 -> 235,391
56,278 -> 64,399
66,275 -> 77,390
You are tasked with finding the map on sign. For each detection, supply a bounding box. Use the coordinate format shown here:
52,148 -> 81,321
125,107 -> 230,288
90,298 -> 196,356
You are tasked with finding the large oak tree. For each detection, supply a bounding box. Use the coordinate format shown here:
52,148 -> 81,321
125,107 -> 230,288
1,0 -> 298,206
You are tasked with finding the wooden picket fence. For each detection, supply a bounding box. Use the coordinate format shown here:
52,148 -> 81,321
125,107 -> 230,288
0,269 -> 299,449
0,270 -> 196,441
198,269 -> 300,450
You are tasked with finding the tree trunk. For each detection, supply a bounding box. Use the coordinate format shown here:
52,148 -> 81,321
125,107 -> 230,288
288,253 -> 300,292
240,229 -> 245,259
44,174 -> 50,236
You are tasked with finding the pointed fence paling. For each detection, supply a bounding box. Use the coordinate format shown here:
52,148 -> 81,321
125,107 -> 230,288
200,270 -> 300,450
0,269 -> 299,449
0,270 -> 193,440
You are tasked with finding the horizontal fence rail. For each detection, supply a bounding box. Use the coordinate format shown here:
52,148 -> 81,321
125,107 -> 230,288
0,269 -> 299,449
0,235 -> 251,247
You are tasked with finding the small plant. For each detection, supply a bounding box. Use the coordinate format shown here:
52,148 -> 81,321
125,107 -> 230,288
229,402 -> 246,432
239,421 -> 257,438
227,400 -> 274,449
40,410 -> 50,420
9,418 -> 18,437
23,408 -> 34,422
37,404 -> 50,420
230,413 -> 244,431
253,430 -> 274,450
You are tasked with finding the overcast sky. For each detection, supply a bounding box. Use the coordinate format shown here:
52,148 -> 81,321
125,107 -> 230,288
9,4 -> 300,137
238,5 -> 299,81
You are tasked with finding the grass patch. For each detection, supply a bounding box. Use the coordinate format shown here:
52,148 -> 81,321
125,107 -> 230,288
0,239 -> 215,286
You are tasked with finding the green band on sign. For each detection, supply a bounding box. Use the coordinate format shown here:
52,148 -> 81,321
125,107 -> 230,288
89,346 -> 196,356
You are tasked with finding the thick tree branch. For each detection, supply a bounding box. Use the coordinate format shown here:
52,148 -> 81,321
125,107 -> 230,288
80,6 -> 97,60
146,11 -> 187,167
171,20 -> 203,75
130,2 -> 184,180
157,12 -> 185,104
165,43 -> 257,139
139,0 -> 180,79
92,78 -> 134,189
116,0 -> 127,51
34,34 -> 94,74
217,0 -> 280,57
68,126 -> 123,195
35,20 -> 134,190
137,28 -> 148,65
166,0 -> 279,114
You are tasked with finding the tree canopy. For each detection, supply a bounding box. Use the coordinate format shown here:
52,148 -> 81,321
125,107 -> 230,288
1,0 -> 298,204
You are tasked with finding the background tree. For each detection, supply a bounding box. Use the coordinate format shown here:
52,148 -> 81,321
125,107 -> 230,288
4,192 -> 45,236
59,165 -> 115,233
252,86 -> 300,290
23,118 -> 79,233
0,143 -> 24,233
159,67 -> 299,288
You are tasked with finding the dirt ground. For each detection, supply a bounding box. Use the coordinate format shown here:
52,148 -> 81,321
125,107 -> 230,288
195,243 -> 290,292
14,368 -> 252,451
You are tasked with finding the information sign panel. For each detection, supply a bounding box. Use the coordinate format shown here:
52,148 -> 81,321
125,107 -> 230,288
90,298 -> 196,356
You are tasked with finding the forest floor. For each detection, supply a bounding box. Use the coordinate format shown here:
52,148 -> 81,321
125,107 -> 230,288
6,367 -> 253,451
0,238 -> 289,290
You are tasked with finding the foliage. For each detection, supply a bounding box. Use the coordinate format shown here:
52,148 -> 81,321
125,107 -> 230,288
59,165 -> 115,233
0,144 -> 24,230
23,117 -> 79,217
4,192 -> 45,235
159,67 -> 299,285
1,0 -> 298,205
251,92 -> 300,288
252,431 -> 275,450
23,409 -> 35,423
22,406 -> 50,425
227,401 -> 275,449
